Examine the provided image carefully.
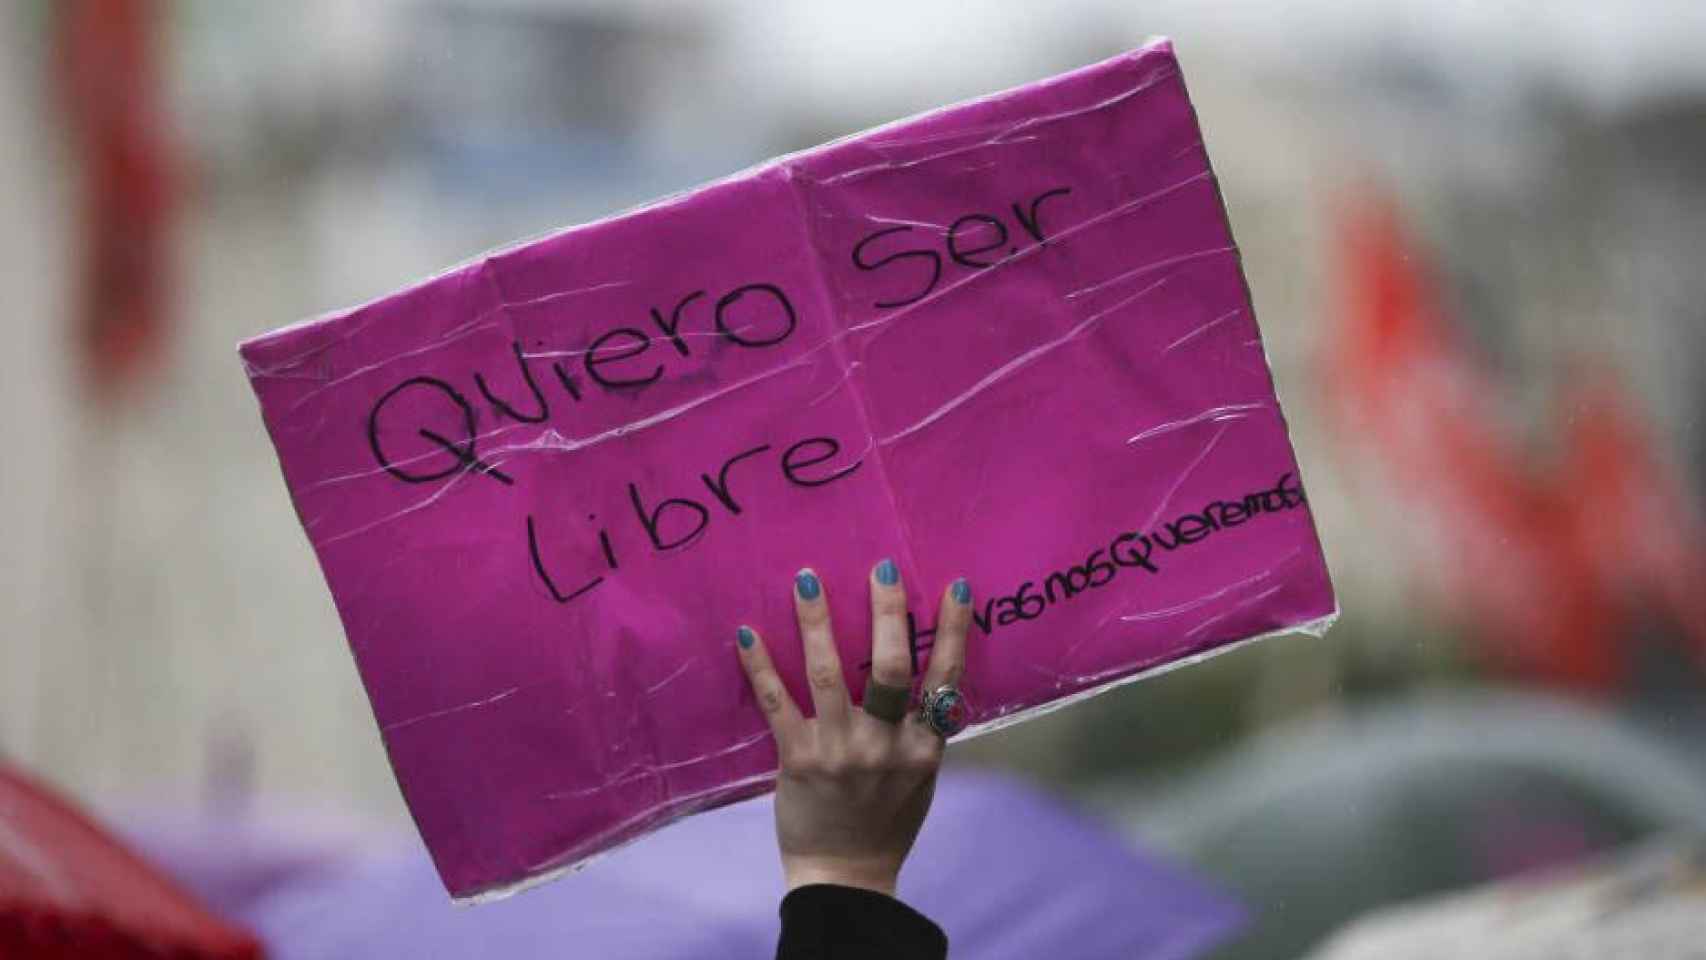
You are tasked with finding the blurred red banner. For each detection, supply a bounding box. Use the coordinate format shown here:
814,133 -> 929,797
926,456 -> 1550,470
1328,196 -> 1706,691
56,0 -> 180,395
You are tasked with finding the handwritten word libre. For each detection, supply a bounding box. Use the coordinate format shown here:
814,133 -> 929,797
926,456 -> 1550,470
526,435 -> 862,605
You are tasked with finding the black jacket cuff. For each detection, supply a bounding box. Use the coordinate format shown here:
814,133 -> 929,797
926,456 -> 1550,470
776,883 -> 947,959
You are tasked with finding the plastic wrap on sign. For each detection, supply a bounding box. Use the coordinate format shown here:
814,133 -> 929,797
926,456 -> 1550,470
239,38 -> 1337,902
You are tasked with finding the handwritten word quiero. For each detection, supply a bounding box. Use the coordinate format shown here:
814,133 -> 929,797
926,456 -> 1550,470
365,280 -> 801,488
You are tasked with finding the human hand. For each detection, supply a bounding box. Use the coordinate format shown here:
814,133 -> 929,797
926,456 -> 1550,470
736,560 -> 972,896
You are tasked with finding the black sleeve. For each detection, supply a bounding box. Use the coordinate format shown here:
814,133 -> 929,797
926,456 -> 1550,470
775,884 -> 948,960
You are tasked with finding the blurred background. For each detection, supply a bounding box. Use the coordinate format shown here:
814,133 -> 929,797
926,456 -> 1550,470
3,1 -> 1705,957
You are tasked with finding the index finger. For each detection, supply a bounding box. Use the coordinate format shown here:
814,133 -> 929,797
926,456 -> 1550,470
735,624 -> 804,751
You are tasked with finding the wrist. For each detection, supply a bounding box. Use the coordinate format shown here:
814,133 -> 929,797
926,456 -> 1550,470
783,856 -> 901,897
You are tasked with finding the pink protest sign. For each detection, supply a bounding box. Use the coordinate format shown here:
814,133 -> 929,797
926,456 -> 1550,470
241,39 -> 1336,901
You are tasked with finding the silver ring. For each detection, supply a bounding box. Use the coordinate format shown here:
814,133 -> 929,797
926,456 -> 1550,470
919,684 -> 968,738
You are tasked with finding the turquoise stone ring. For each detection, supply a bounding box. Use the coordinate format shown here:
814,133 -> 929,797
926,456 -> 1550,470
920,685 -> 968,738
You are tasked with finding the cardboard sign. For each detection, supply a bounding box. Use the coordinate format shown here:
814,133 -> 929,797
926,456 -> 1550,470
240,39 -> 1337,902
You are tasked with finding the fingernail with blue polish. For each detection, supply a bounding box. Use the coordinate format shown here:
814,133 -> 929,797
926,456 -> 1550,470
795,570 -> 821,601
737,626 -> 757,650
951,578 -> 971,604
875,558 -> 899,586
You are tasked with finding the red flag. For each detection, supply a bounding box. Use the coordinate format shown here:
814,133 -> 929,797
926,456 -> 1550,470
56,0 -> 180,395
1326,196 -> 1706,691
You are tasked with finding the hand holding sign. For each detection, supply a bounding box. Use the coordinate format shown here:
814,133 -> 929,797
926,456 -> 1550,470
240,39 -> 1336,901
737,562 -> 973,897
